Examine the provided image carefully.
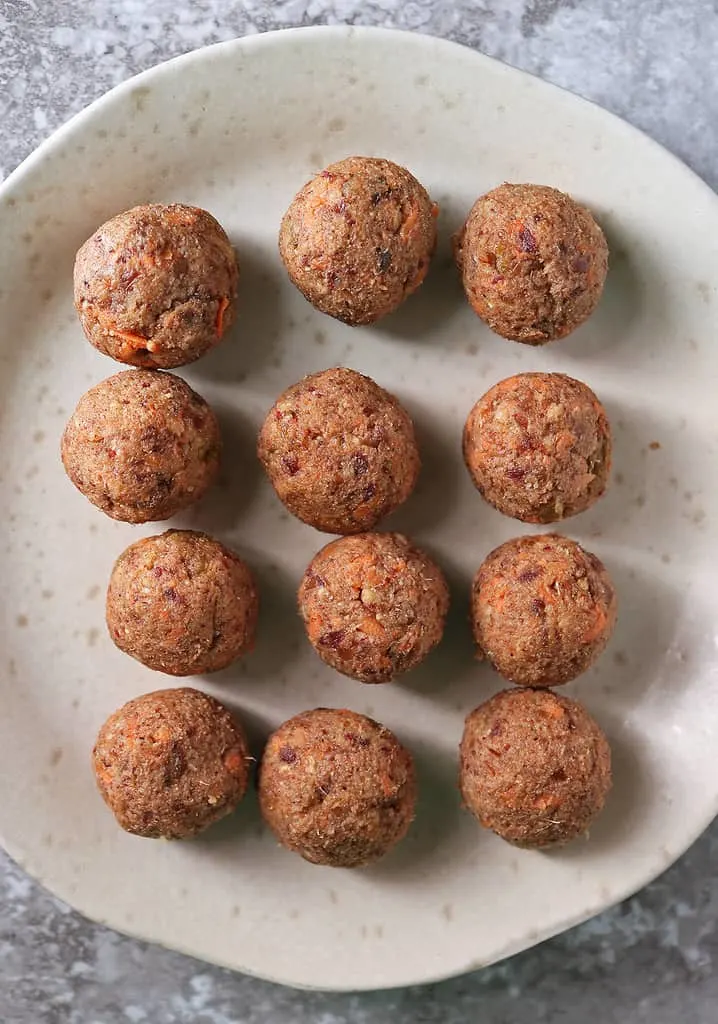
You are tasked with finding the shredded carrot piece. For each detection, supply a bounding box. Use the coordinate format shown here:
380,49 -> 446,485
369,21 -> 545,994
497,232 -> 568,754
216,296 -> 230,338
164,208 -> 195,226
305,614 -> 324,641
400,204 -> 420,241
489,586 -> 508,613
307,193 -> 328,214
364,566 -> 383,587
360,617 -> 386,639
310,255 -> 331,273
499,785 -> 519,807
379,772 -> 396,797
224,750 -> 245,772
532,793 -> 560,811
536,582 -> 558,607
346,553 -> 382,589
554,430 -> 576,454
110,328 -> 148,348
584,605 -> 608,642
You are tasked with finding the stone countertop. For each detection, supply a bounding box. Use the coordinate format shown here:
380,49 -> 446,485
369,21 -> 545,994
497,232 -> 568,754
1,2 -> 717,1022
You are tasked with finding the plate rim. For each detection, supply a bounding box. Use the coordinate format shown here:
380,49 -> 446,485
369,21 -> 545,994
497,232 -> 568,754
1,23 -> 718,991
2,24 -> 716,207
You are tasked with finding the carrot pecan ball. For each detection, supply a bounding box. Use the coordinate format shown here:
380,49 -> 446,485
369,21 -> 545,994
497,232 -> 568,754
463,372 -> 612,523
257,367 -> 420,534
92,688 -> 250,839
299,533 -> 449,683
279,156 -> 437,325
454,183 -> 608,343
258,708 -> 416,867
106,530 -> 258,675
61,369 -> 221,523
459,688 -> 612,847
74,203 -> 239,368
471,534 -> 617,687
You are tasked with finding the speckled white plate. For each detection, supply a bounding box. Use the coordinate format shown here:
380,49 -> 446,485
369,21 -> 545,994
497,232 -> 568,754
1,25 -> 718,992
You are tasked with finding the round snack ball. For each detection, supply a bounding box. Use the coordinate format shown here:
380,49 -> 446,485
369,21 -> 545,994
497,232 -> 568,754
257,367 -> 420,534
107,530 -> 258,675
299,533 -> 449,683
92,688 -> 250,839
258,708 -> 416,866
459,688 -> 612,847
463,372 -> 612,523
472,534 -> 617,687
454,183 -> 608,343
74,203 -> 239,368
61,369 -> 221,523
279,156 -> 437,325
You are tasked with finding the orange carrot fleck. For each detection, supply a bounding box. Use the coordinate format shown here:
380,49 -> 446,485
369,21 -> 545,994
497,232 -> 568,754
499,785 -> 520,807
542,701 -> 565,721
536,582 -> 558,607
400,204 -> 420,241
532,793 -> 560,811
110,328 -> 148,348
584,605 -> 608,642
360,616 -> 385,639
379,772 -> 395,797
305,613 -> 325,641
216,296 -> 230,338
364,566 -> 383,587
224,749 -> 245,773
310,255 -> 331,273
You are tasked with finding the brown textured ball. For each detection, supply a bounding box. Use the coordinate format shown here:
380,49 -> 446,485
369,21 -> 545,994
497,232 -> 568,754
106,530 -> 258,675
459,688 -> 612,847
258,708 -> 416,867
92,688 -> 250,839
61,369 -> 221,523
463,372 -> 612,523
279,156 -> 437,325
74,203 -> 239,368
257,367 -> 420,534
472,534 -> 617,687
299,533 -> 449,683
454,183 -> 608,343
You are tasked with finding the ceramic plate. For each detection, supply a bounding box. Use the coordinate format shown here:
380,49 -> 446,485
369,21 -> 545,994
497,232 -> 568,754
1,26 -> 717,992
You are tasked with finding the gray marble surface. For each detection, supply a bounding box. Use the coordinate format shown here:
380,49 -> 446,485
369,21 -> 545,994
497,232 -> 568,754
2,1 -> 718,1021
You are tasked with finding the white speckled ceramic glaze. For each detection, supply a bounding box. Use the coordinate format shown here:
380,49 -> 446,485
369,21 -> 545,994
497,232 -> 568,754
0,26 -> 717,992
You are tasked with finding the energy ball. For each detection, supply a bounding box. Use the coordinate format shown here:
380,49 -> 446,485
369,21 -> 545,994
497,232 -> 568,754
257,367 -> 420,534
299,532 -> 449,683
106,530 -> 258,675
74,203 -> 239,368
61,369 -> 221,523
463,372 -> 612,523
279,156 -> 437,325
459,688 -> 612,847
454,183 -> 608,343
258,708 -> 416,867
471,534 -> 617,687
92,688 -> 250,839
